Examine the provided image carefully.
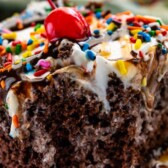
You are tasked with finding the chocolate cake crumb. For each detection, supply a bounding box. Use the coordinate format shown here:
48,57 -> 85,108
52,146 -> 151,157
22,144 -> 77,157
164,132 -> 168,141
1,72 -> 168,168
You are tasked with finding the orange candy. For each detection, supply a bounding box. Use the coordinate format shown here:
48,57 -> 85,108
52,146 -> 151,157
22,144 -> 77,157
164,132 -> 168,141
12,115 -> 20,128
0,80 -> 5,89
161,25 -> 168,31
0,46 -> 6,56
116,11 -> 132,16
43,41 -> 49,54
127,26 -> 143,30
135,15 -> 156,24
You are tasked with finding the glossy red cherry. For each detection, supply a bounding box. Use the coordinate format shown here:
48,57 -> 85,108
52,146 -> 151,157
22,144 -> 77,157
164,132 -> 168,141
44,3 -> 91,42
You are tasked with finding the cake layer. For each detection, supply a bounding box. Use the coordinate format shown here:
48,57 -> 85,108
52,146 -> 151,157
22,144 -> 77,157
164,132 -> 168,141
1,70 -> 168,167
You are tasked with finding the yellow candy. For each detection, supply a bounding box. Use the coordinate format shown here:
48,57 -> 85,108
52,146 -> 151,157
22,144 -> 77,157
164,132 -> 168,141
33,40 -> 39,47
27,40 -> 39,51
46,74 -> 52,81
134,33 -> 138,40
2,32 -> 17,40
116,60 -> 127,75
14,60 -> 21,65
107,23 -> 116,31
30,36 -> 36,41
27,44 -> 35,51
141,77 -> 147,87
134,39 -> 142,50
36,27 -> 45,34
131,29 -> 141,35
22,51 -> 32,58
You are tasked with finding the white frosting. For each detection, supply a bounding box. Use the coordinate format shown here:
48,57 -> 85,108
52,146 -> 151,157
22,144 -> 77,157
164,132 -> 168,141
21,71 -> 50,82
26,1 -> 50,16
69,42 -> 139,111
16,27 -> 33,41
6,89 -> 20,138
71,43 -> 94,72
6,90 -> 19,117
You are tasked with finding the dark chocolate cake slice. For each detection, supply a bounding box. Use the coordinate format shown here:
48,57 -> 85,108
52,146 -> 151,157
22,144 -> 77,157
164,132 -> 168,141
1,1 -> 168,168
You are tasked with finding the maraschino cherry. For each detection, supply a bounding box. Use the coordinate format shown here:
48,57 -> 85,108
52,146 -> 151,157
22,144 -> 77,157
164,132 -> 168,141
45,0 -> 91,42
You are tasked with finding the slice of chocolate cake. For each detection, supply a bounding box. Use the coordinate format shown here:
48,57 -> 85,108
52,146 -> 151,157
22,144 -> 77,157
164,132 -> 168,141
1,1 -> 168,167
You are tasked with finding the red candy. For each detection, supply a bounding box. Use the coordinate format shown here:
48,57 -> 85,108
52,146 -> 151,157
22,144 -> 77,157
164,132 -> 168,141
139,51 -> 144,58
7,53 -> 12,62
130,37 -> 136,43
12,40 -> 21,46
44,6 -> 91,42
4,62 -> 12,67
34,69 -> 48,77
161,31 -> 167,36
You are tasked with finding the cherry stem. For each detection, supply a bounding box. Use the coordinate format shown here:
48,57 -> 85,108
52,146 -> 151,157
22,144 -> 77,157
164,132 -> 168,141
47,0 -> 57,10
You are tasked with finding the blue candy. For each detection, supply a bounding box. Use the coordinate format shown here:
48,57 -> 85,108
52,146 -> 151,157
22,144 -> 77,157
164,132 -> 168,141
27,39 -> 33,45
106,18 -> 113,24
143,25 -> 148,29
95,12 -> 102,19
107,30 -> 113,36
162,47 -> 167,55
138,32 -> 151,42
94,29 -> 100,35
26,63 -> 33,72
86,50 -> 96,61
40,42 -> 45,46
82,43 -> 90,51
0,36 -> 3,45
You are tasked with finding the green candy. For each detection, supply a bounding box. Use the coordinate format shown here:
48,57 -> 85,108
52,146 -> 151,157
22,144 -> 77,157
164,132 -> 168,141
158,43 -> 162,48
95,8 -> 102,13
22,58 -> 26,62
149,30 -> 156,37
34,24 -> 42,31
157,19 -> 162,26
44,7 -> 52,13
15,44 -> 22,55
6,47 -> 12,53
5,103 -> 9,110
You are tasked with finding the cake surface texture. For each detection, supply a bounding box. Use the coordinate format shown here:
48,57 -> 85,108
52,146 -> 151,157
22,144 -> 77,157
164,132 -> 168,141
1,1 -> 168,168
